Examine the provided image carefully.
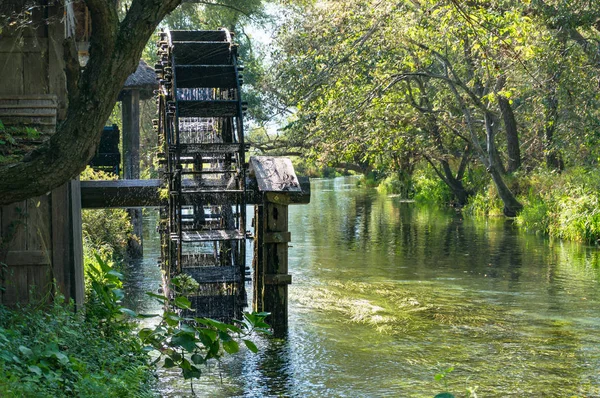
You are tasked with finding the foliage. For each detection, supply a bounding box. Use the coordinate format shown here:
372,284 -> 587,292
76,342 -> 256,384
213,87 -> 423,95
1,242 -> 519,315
516,168 -> 600,243
268,0 -> 600,214
412,168 -> 453,204
433,366 -> 479,398
0,296 -> 153,397
0,119 -> 44,165
85,253 -> 137,332
81,167 -> 134,261
139,275 -> 271,386
465,185 -> 504,217
0,251 -> 270,397
376,174 -> 412,198
291,156 -> 349,178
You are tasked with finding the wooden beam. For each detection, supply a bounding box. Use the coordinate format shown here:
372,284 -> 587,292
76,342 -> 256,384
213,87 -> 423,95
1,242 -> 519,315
80,177 -> 310,208
80,179 -> 163,208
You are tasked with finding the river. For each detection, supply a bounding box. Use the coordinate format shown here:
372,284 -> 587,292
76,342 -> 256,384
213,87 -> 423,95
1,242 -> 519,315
123,176 -> 600,397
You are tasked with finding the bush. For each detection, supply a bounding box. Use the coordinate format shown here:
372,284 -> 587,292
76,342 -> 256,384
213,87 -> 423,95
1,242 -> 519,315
412,169 -> 453,204
464,183 -> 504,217
0,297 -> 153,397
516,167 -> 600,243
81,167 -> 134,261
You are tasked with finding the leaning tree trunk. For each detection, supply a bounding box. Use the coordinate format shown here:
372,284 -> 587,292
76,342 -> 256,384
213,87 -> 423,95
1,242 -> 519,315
0,0 -> 182,205
425,117 -> 471,206
484,112 -> 523,217
498,95 -> 521,173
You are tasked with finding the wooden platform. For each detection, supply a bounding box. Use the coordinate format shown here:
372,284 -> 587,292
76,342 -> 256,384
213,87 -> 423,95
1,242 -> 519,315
80,177 -> 310,208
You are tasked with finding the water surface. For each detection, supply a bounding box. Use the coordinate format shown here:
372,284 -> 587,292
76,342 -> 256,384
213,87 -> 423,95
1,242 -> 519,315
126,177 -> 600,397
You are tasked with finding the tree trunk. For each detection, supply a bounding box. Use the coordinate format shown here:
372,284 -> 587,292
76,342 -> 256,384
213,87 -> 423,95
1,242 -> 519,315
424,155 -> 470,206
440,159 -> 470,206
489,166 -> 523,217
498,96 -> 521,172
484,112 -> 523,216
426,117 -> 470,206
0,0 -> 182,205
543,92 -> 564,171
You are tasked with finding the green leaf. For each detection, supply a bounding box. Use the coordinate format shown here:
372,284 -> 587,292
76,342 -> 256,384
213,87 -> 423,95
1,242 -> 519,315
180,358 -> 192,370
136,313 -> 159,319
434,394 -> 455,398
174,296 -> 192,310
170,333 -> 197,352
191,353 -> 205,365
218,330 -> 232,342
197,329 -> 217,347
242,339 -> 258,353
222,339 -> 239,354
182,365 -> 202,380
52,351 -> 70,365
112,288 -> 124,301
164,311 -> 182,327
146,292 -> 168,302
19,345 -> 33,359
119,307 -> 137,317
107,270 -> 124,280
163,357 -> 176,368
27,365 -> 42,376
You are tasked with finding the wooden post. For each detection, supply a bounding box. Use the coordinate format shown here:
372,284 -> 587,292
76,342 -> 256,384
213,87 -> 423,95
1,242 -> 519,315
249,156 -> 307,336
254,198 -> 292,336
122,90 -> 143,256
253,204 -> 264,312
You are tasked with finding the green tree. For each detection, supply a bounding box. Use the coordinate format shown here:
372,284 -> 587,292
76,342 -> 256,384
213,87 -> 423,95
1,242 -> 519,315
269,0 -> 600,214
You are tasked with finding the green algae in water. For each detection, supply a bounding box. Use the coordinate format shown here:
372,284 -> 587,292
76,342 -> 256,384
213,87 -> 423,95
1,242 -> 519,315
295,279 -> 600,397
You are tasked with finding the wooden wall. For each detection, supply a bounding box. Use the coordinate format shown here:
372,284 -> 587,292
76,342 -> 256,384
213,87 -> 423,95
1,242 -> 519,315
0,181 -> 84,307
0,2 -> 83,308
0,1 -> 67,117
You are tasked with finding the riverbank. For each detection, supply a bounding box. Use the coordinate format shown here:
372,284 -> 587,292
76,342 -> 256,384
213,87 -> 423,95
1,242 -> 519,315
465,167 -> 600,244
369,166 -> 600,245
0,297 -> 154,397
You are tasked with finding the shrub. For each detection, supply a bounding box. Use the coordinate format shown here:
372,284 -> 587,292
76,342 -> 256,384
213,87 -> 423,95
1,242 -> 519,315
80,167 -> 134,261
0,297 -> 153,397
412,169 -> 453,204
516,167 -> 600,243
465,184 -> 504,217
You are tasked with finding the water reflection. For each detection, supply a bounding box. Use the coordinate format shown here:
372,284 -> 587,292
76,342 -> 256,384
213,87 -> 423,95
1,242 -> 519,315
124,177 -> 600,396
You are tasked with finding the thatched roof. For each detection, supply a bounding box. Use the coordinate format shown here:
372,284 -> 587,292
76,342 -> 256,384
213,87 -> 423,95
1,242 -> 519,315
120,59 -> 158,100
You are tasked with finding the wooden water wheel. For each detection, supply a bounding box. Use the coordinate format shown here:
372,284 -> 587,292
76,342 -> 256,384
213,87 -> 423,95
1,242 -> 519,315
155,29 -> 248,320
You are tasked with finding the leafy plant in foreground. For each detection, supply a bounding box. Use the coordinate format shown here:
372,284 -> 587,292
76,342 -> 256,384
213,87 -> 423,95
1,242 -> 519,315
139,277 -> 271,394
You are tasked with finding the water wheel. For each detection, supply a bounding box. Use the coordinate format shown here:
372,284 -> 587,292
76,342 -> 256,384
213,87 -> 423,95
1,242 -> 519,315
155,28 -> 248,320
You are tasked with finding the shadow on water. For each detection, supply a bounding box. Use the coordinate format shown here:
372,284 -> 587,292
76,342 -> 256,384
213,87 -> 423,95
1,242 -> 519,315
124,177 -> 600,397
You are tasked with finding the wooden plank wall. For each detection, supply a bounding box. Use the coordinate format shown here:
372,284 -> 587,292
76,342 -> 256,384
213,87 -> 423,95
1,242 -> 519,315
0,181 -> 84,307
0,196 -> 53,305
0,2 -> 66,115
0,3 -> 82,308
